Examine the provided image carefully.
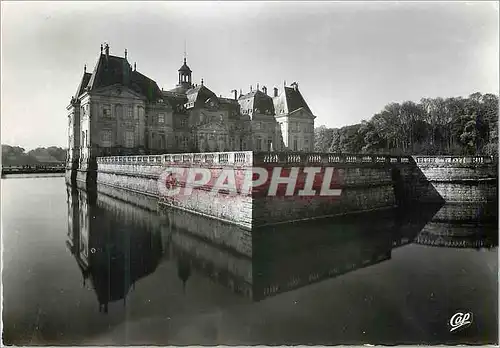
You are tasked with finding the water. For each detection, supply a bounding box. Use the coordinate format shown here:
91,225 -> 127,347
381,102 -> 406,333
2,176 -> 498,345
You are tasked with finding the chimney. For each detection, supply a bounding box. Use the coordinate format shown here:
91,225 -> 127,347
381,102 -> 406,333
257,83 -> 260,91
291,82 -> 299,91
124,48 -> 127,59
104,44 -> 109,58
231,89 -> 237,100
84,64 -> 86,73
262,86 -> 267,95
250,85 -> 252,92
134,62 -> 136,71
100,44 -> 103,54
273,87 -> 278,97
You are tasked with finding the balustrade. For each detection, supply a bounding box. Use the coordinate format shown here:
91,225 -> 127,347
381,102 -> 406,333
95,153 -> 495,168
414,155 -> 494,165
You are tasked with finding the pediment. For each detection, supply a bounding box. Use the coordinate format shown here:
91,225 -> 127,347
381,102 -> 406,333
289,107 -> 315,119
92,85 -> 146,100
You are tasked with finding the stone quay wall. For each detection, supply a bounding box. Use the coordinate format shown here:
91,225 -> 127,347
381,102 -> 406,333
410,156 -> 497,203
251,152 -> 404,227
93,151 -> 497,230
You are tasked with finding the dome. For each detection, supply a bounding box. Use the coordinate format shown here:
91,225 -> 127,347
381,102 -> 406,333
178,58 -> 192,73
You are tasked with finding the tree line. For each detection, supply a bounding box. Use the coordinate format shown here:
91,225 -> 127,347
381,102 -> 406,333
2,145 -> 67,166
315,92 -> 498,156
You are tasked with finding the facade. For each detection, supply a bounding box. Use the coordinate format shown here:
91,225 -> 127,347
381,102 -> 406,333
67,44 -> 316,170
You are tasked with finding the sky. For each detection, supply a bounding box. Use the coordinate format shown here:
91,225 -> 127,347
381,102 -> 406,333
1,1 -> 498,150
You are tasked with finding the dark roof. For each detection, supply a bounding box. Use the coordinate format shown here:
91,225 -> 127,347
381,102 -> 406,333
83,53 -> 162,102
238,90 -> 275,116
130,70 -> 163,102
168,85 -> 189,94
186,85 -> 218,108
74,72 -> 92,99
178,58 -> 192,73
273,86 -> 312,115
162,91 -> 188,113
87,54 -> 131,91
284,87 -> 312,114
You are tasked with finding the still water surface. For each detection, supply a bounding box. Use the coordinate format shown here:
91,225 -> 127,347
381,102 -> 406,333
2,176 -> 498,345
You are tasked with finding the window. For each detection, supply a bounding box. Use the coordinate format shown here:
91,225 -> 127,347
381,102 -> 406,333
267,139 -> 272,151
158,113 -> 165,123
127,106 -> 133,119
180,119 -> 187,127
115,104 -> 123,119
100,130 -> 112,147
240,138 -> 244,150
256,136 -> 262,151
181,136 -> 189,149
125,130 -> 135,148
304,138 -> 309,151
102,104 -> 111,117
293,137 -> 298,151
159,132 -> 165,149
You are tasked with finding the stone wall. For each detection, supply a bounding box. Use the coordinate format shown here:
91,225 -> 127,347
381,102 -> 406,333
93,151 -> 497,231
410,156 -> 498,203
96,152 -> 254,229
158,204 -> 253,257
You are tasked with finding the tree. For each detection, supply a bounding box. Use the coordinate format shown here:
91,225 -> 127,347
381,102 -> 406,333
314,126 -> 334,152
314,91 -> 498,156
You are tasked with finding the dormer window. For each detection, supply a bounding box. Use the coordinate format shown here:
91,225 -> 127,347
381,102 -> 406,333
102,104 -> 111,117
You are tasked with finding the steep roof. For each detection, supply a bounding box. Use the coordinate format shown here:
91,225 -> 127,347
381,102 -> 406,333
238,90 -> 275,116
130,70 -> 163,101
162,91 -> 188,114
86,54 -> 131,91
83,53 -> 162,102
186,85 -> 218,108
273,86 -> 312,115
74,72 -> 92,99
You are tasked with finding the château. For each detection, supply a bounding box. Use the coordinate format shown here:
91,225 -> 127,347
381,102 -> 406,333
67,43 -> 316,170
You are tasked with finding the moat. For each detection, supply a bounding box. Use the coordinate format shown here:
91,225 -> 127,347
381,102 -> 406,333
2,176 -> 498,345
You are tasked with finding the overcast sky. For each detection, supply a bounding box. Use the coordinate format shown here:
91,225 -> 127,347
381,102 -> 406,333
1,1 -> 498,150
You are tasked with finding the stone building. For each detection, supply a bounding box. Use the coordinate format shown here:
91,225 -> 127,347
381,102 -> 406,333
67,44 -> 316,168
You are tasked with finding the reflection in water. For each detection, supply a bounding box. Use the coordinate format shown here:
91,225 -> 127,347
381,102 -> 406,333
66,185 -> 498,309
66,187 -> 164,312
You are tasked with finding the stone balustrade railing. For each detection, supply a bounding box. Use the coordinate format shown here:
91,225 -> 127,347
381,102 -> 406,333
96,152 -> 496,167
413,156 -> 495,164
253,152 -> 412,164
96,151 -> 253,166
